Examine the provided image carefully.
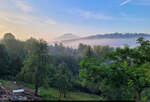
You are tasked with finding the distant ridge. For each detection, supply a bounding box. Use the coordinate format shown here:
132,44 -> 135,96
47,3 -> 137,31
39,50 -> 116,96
83,33 -> 150,39
54,33 -> 80,42
62,33 -> 150,42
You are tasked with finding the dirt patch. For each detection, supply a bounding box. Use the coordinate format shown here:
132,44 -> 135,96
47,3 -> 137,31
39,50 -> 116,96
0,81 -> 42,101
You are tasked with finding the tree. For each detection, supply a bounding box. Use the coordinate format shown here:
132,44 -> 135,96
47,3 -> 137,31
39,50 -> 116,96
82,45 -> 94,57
24,37 -> 38,55
93,45 -> 113,58
79,38 -> 150,101
19,39 -> 49,96
50,54 -> 80,75
2,33 -> 25,59
0,44 -> 10,79
53,62 -> 73,99
78,43 -> 87,53
1,33 -> 26,79
78,43 -> 113,58
104,37 -> 150,102
3,33 -> 15,40
79,56 -> 110,98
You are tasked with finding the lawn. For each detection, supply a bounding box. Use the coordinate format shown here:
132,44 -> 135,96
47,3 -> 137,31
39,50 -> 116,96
39,87 -> 104,101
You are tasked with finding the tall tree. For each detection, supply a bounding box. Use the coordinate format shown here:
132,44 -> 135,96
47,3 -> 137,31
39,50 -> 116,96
79,56 -> 110,98
93,45 -> 114,58
19,39 -> 49,96
2,33 -> 26,78
0,44 -> 10,79
24,37 -> 38,55
53,62 -> 73,98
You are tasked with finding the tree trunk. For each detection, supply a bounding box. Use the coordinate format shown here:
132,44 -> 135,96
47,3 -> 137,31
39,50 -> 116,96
34,84 -> 38,96
59,91 -> 61,100
64,93 -> 66,98
136,89 -> 141,102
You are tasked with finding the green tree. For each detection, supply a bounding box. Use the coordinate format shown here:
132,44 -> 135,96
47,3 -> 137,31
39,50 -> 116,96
24,37 -> 38,55
2,33 -> 26,79
53,62 -> 73,99
79,56 -> 109,98
0,44 -> 10,79
104,37 -> 150,102
2,33 -> 25,59
93,45 -> 113,58
19,39 -> 49,96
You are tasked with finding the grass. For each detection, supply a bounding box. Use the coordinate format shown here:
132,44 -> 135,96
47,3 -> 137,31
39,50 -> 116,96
17,81 -> 34,89
0,79 -> 18,90
39,87 -> 104,101
39,87 -> 58,100
0,79 -> 104,101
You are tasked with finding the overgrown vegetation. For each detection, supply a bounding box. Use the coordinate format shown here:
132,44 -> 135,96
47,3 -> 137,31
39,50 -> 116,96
1,33 -> 150,102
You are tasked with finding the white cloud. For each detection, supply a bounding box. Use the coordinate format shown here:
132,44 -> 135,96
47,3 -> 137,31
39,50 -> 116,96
0,11 -> 57,27
120,0 -> 132,6
71,9 -> 112,20
0,10 -> 59,39
0,11 -> 36,24
15,0 -> 33,13
46,19 -> 57,25
0,10 -> 86,41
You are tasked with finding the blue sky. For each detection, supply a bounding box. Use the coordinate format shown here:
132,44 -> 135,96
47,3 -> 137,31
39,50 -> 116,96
0,0 -> 150,41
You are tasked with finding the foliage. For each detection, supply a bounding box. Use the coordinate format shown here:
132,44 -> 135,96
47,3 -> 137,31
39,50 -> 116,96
1,33 -> 26,79
0,44 -> 10,79
18,39 -> 49,95
1,32 -> 150,101
103,37 -> 150,101
79,56 -> 111,98
53,63 -> 73,98
49,43 -> 81,56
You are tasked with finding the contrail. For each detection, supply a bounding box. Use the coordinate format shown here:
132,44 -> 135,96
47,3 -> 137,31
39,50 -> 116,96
120,0 -> 132,6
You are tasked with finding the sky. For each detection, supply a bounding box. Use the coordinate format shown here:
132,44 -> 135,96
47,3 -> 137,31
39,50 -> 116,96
0,0 -> 150,41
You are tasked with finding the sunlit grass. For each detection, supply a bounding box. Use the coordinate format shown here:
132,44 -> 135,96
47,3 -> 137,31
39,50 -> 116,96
39,87 -> 104,101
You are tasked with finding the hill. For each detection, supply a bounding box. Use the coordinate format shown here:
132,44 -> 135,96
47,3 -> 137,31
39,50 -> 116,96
56,33 -> 150,48
62,33 -> 150,42
54,33 -> 80,42
82,33 -> 150,39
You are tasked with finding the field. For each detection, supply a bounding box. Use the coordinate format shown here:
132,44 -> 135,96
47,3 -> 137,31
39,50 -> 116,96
39,87 -> 104,101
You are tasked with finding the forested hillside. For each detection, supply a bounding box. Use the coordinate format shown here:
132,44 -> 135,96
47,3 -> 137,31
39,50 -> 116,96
59,33 -> 150,42
0,33 -> 150,102
56,33 -> 150,48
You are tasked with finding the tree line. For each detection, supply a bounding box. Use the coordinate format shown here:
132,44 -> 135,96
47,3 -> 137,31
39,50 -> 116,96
0,33 -> 150,102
